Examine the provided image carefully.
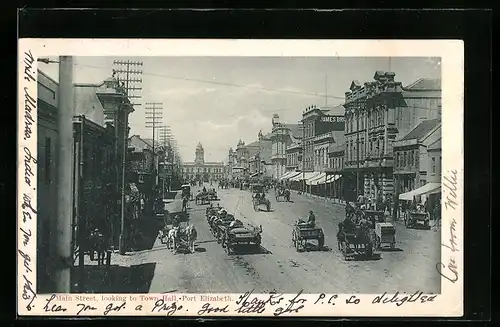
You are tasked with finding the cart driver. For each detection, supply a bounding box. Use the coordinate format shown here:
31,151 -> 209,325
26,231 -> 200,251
307,210 -> 316,227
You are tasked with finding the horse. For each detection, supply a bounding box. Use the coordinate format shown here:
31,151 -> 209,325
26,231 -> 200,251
182,195 -> 189,212
167,226 -> 180,253
184,224 -> 198,253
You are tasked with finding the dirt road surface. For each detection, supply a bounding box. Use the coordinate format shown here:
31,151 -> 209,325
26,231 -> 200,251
142,184 -> 441,294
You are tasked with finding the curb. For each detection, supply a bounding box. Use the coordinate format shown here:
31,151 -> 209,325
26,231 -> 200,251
292,190 -> 347,206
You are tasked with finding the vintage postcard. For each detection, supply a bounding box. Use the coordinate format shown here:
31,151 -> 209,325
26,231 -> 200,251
17,39 -> 463,317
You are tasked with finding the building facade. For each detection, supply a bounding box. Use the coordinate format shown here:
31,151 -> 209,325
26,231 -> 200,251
270,114 -> 301,180
182,143 -> 224,182
326,142 -> 346,199
37,71 -> 130,293
301,105 -> 346,172
285,141 -> 302,172
343,72 -> 441,202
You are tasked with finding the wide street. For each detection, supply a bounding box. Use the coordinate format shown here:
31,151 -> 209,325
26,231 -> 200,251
131,184 -> 441,295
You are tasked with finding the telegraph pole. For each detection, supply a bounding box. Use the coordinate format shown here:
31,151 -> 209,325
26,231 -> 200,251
158,125 -> 171,197
54,56 -> 74,292
145,102 -> 163,203
112,60 -> 143,255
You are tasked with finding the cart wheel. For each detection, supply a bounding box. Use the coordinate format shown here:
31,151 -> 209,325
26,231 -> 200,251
318,237 -> 324,251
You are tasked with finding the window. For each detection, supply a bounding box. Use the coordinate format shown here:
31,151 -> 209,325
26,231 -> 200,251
409,151 -> 414,167
44,137 -> 51,184
403,152 -> 407,167
432,157 -> 436,173
396,153 -> 400,168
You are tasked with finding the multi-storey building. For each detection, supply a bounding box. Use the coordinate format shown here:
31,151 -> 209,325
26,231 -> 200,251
326,137 -> 346,199
182,143 -> 224,182
393,119 -> 441,194
343,71 -> 441,202
37,71 -> 130,293
301,105 -> 345,173
270,114 -> 301,180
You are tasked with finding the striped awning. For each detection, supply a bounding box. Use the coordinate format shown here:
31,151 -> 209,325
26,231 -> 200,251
282,171 -> 301,181
291,171 -> 320,182
306,172 -> 327,185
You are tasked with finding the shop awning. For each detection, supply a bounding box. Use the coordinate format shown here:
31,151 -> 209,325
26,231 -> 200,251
280,171 -> 294,180
291,171 -> 320,182
326,174 -> 342,183
250,172 -> 259,178
282,171 -> 300,181
307,172 -> 327,185
399,182 -> 441,200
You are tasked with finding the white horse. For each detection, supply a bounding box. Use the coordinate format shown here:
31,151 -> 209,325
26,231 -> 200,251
167,226 -> 180,253
184,224 -> 198,253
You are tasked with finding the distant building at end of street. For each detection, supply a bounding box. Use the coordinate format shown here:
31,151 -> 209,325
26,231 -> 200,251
182,142 -> 224,182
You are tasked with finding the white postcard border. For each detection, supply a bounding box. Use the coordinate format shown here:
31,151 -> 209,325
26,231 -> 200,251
17,39 -> 464,317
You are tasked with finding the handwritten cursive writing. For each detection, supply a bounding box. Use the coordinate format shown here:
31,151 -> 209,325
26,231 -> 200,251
23,147 -> 37,186
273,290 -> 307,316
20,227 -> 32,247
76,303 -> 98,316
103,302 -> 126,315
18,250 -> 33,273
23,89 -> 36,141
21,274 -> 36,311
313,293 -> 338,305
43,294 -> 68,312
197,303 -> 229,315
21,193 -> 37,223
443,169 -> 458,211
234,289 -> 285,314
442,218 -> 459,252
372,291 -> 438,307
151,300 -> 182,315
436,259 -> 459,283
23,50 -> 36,82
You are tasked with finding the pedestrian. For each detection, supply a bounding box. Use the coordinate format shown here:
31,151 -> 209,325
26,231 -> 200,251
433,202 -> 441,231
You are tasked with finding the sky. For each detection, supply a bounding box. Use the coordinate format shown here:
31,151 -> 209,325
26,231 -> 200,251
39,56 -> 441,163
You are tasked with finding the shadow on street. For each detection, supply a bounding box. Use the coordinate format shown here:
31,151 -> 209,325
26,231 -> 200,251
72,262 -> 156,293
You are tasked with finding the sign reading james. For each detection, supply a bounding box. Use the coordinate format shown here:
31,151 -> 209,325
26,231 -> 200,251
320,115 -> 345,123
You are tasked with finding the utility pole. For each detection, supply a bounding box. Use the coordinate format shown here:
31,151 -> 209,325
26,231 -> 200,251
54,56 -> 74,292
158,125 -> 171,196
145,102 -> 163,201
112,60 -> 143,255
356,102 -> 360,199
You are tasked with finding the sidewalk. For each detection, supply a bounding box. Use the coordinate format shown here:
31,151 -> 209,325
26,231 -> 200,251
71,214 -> 162,293
292,190 -> 347,205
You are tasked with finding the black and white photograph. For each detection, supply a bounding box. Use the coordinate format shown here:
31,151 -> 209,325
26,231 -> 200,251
18,39 -> 464,317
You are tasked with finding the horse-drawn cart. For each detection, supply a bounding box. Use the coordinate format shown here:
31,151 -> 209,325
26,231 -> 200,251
405,211 -> 430,228
374,222 -> 396,250
222,221 -> 263,255
336,221 -> 375,260
292,221 -> 325,252
275,188 -> 290,202
195,191 -> 210,205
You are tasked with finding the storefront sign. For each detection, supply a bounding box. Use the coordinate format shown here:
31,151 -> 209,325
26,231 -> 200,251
320,115 -> 345,123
